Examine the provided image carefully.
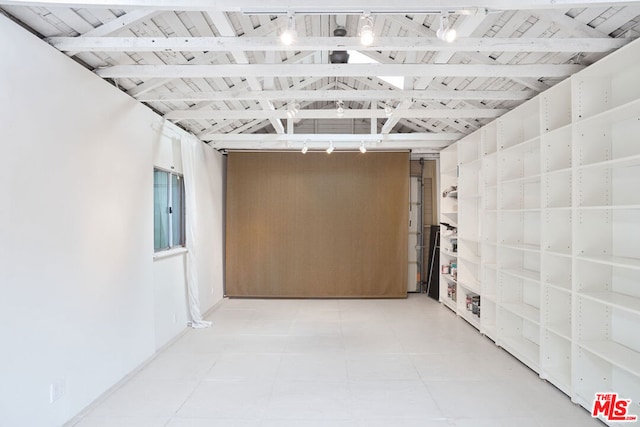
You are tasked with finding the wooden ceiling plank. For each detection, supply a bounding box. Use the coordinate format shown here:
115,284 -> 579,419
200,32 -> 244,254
97,62 -> 584,78
6,0 -> 640,12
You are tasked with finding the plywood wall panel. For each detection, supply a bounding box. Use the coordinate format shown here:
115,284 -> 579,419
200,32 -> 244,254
226,152 -> 409,298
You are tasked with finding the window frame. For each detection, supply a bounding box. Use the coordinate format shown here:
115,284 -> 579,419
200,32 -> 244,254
153,167 -> 186,253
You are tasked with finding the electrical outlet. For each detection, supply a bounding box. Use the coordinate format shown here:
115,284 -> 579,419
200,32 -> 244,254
49,379 -> 66,404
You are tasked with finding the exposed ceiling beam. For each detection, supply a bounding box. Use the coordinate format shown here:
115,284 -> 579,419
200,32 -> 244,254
64,10 -> 160,56
202,132 -> 460,147
97,63 -> 584,78
381,99 -> 414,134
3,0 -> 639,12
45,36 -> 630,53
206,10 -> 284,134
137,89 -> 535,102
165,108 -> 508,120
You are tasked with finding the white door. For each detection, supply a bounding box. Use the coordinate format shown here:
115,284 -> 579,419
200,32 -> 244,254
408,177 -> 421,292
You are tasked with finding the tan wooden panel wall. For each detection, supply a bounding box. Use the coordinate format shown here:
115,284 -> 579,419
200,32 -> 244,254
226,152 -> 409,298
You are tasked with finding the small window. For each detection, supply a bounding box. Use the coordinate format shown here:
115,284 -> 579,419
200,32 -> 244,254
154,168 -> 185,252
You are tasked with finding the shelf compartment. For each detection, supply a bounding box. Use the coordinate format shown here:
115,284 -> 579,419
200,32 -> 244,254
575,259 -> 640,313
441,296 -> 457,313
540,329 -> 572,396
541,78 -> 572,133
483,153 -> 498,188
573,346 -> 640,420
498,269 -> 540,324
499,210 -> 540,249
541,125 -> 572,173
543,286 -> 571,340
541,209 -> 571,254
576,296 -> 640,377
457,286 -> 481,330
484,186 -> 497,211
500,302 -> 540,325
458,198 -> 480,241
575,208 -> 640,266
458,238 -> 481,260
499,140 -> 541,182
542,169 -> 571,209
482,242 -> 497,266
458,161 -> 482,197
440,144 -> 458,174
576,164 -> 640,208
541,252 -> 572,292
578,341 -> 640,379
498,245 -> 540,281
440,248 -> 458,258
497,98 -> 541,150
482,211 -> 497,243
574,104 -> 640,167
497,307 -> 540,372
457,130 -> 481,165
500,178 -> 541,210
573,69 -> 640,122
481,297 -> 497,333
482,121 -> 498,156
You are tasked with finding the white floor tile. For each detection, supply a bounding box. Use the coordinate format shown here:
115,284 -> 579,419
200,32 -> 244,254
347,354 -> 420,380
87,379 -> 198,417
205,354 -> 282,380
176,380 -> 273,419
137,352 -> 218,381
72,417 -> 170,427
264,380 -> 351,420
348,380 -> 443,419
277,354 -> 348,380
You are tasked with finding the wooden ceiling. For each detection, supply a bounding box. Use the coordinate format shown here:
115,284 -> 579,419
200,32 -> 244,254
1,0 -> 639,152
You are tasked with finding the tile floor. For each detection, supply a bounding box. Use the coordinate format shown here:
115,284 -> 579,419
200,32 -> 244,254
69,295 -> 602,427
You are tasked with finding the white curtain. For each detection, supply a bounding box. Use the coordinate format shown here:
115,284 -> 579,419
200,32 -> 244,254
180,136 -> 212,329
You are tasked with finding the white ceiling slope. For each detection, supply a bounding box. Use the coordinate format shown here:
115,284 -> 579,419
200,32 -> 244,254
2,0 -> 640,152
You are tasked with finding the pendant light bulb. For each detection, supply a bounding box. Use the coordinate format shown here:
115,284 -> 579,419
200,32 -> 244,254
437,13 -> 456,43
280,13 -> 297,45
336,100 -> 345,118
301,143 -> 308,154
384,102 -> 393,117
359,141 -> 367,154
326,141 -> 334,154
360,14 -> 374,46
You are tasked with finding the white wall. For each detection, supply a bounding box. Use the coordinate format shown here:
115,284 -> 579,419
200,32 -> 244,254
0,15 -> 224,426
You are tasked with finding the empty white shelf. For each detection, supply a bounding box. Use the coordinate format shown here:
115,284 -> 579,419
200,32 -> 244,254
579,291 -> 640,314
501,303 -> 540,324
578,340 -> 640,378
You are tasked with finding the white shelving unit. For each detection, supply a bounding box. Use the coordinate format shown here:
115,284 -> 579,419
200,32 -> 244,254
438,38 -> 640,425
439,144 -> 459,313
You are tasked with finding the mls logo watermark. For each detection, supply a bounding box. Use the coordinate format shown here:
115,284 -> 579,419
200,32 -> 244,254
592,393 -> 638,422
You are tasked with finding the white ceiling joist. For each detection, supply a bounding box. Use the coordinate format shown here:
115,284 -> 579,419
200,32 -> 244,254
3,0 -> 638,12
97,63 -> 584,78
164,108 -> 507,120
202,132 -> 460,148
137,89 -> 535,102
46,36 -> 629,53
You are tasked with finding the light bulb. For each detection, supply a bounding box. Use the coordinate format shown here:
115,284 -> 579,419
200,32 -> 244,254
360,24 -> 374,46
280,29 -> 296,45
336,100 -> 345,118
360,142 -> 367,153
326,142 -> 334,154
301,144 -> 308,154
444,28 -> 457,43
384,102 -> 393,117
